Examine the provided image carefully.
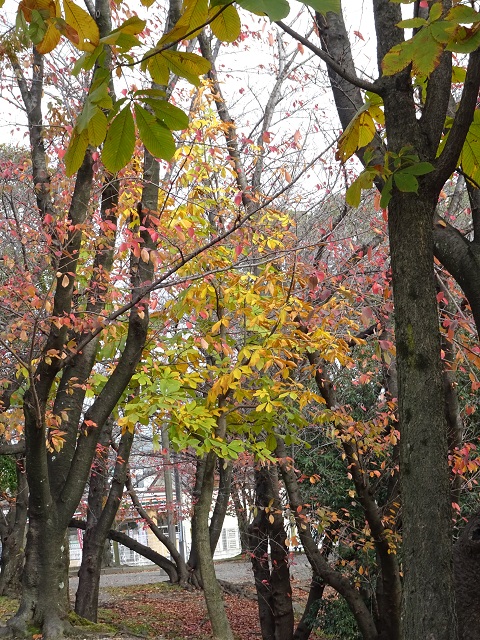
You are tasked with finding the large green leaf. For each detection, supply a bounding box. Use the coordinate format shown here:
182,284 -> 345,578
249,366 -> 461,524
300,0 -> 341,15
460,111 -> 480,185
382,26 -> 443,77
236,0 -> 290,21
87,108 -> 107,146
162,50 -> 211,86
102,106 -> 135,173
142,99 -> 189,130
210,4 -> 241,42
134,104 -> 176,161
394,172 -> 418,193
65,128 -> 89,177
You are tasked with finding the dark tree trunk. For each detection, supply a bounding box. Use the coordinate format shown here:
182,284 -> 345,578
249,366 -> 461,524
0,458 -> 28,597
248,464 -> 294,640
209,459 -> 233,554
75,421 -> 135,622
231,481 -> 250,553
293,575 -> 325,640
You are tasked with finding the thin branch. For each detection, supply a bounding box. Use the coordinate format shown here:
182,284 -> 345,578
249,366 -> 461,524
276,21 -> 382,95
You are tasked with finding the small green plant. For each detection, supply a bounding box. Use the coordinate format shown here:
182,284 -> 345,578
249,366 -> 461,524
319,595 -> 362,640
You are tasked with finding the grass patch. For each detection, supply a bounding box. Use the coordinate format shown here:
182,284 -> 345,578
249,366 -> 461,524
0,596 -> 18,622
68,610 -> 116,634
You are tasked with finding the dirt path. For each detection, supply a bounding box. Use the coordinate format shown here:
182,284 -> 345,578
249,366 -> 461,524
69,554 -> 313,601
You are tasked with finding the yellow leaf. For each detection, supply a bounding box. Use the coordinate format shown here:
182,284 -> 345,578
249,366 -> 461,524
268,514 -> 274,524
63,0 -> 99,51
140,248 -> 150,263
337,110 -> 376,163
61,274 -> 69,288
160,0 -> 208,45
35,21 -> 61,53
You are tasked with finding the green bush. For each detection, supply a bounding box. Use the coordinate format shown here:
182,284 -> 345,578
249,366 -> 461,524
319,595 -> 361,640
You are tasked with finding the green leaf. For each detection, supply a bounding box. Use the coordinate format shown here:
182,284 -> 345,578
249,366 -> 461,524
446,4 -> 480,24
447,27 -> 480,54
88,76 -> 113,109
452,65 -> 466,83
65,128 -> 89,177
102,106 -> 135,173
162,50 -> 211,86
400,161 -> 434,176
142,99 -> 189,130
159,378 -> 181,395
429,2 -> 443,23
113,16 -> 147,34
300,0 -> 340,15
380,175 -> 393,209
236,0 -> 290,21
345,179 -> 362,208
265,432 -> 277,452
210,4 -> 241,42
382,26 -> 443,77
345,169 -> 376,208
148,54 -> 170,85
460,111 -> 480,185
101,31 -> 141,50
134,104 -> 176,160
87,108 -> 107,146
397,17 -> 427,29
394,171 -> 418,193
76,99 -> 97,133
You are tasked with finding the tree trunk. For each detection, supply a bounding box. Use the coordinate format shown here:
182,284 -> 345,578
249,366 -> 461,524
249,464 -> 294,640
293,575 -> 325,640
75,425 -> 133,621
231,480 -> 250,553
0,458 -> 28,597
387,189 -> 456,640
75,421 -> 112,621
193,448 -> 234,640
209,459 -> 233,554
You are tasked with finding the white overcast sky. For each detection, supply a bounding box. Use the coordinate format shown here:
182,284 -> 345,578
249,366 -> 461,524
0,1 -> 383,144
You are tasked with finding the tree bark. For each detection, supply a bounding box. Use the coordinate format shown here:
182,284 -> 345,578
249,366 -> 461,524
193,445 -> 234,640
75,423 -> 134,622
248,464 -> 294,640
0,458 -> 28,597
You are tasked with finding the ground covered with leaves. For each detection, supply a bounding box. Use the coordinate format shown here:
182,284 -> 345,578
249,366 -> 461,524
0,581 -> 329,640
